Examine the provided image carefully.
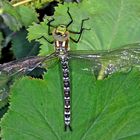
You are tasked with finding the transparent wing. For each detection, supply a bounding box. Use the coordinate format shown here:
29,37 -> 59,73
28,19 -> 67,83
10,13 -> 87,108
0,53 -> 57,100
69,43 -> 140,79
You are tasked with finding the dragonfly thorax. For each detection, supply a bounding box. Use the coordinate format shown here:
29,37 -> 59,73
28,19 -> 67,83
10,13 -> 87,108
53,25 -> 70,56
55,40 -> 69,56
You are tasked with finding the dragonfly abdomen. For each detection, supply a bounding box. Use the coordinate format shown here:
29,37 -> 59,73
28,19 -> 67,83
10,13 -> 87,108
60,57 -> 72,131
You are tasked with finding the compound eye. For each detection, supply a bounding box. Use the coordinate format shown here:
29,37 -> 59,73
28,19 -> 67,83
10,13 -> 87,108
60,25 -> 65,28
57,32 -> 61,35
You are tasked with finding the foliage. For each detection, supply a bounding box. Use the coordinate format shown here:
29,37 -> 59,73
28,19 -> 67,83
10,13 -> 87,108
11,29 -> 39,59
0,0 -> 39,61
1,62 -> 140,140
28,0 -> 140,54
11,0 -> 63,9
0,0 -> 140,140
0,32 -> 4,57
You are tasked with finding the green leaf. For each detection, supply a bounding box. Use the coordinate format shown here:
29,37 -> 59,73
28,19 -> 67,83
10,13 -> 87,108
0,1 -> 39,31
0,0 -> 22,31
55,1 -> 140,50
28,0 -> 140,54
1,58 -> 140,139
1,0 -> 140,139
11,29 -> 39,59
27,22 -> 54,55
0,32 -> 4,57
0,98 -> 8,112
15,5 -> 39,27
0,71 -> 20,101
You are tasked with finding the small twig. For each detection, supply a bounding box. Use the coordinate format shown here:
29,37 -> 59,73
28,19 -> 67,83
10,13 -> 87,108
12,0 -> 32,7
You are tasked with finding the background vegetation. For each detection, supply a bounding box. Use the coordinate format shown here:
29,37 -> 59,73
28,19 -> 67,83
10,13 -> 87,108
0,0 -> 140,139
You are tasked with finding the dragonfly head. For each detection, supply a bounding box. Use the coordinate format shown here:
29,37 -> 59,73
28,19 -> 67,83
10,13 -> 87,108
56,25 -> 67,34
53,25 -> 69,41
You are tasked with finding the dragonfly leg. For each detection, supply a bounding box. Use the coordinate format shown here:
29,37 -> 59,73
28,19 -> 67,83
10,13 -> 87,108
37,36 -> 54,44
69,18 -> 90,43
66,7 -> 73,28
47,18 -> 56,35
70,28 -> 90,43
69,18 -> 90,34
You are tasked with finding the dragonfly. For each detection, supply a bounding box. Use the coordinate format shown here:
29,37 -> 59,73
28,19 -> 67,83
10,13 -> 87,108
0,7 -> 140,131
